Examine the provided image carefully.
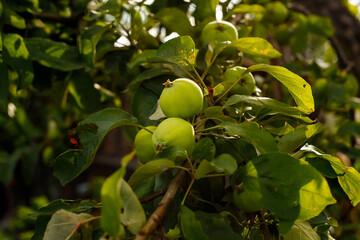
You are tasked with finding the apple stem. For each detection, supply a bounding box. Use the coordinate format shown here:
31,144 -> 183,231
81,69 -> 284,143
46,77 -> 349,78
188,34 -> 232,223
162,79 -> 172,88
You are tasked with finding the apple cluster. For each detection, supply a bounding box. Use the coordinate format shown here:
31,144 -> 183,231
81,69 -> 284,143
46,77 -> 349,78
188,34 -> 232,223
134,78 -> 204,163
134,20 -> 258,212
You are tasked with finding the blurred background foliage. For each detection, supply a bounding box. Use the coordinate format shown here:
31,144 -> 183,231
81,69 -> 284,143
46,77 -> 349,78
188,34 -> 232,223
1,0 -> 360,239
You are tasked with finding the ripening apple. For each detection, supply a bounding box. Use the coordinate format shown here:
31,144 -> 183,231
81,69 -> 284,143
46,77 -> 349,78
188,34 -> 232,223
201,20 -> 238,45
134,126 -> 157,163
159,78 -> 203,119
223,66 -> 256,95
152,118 -> 195,155
265,1 -> 289,24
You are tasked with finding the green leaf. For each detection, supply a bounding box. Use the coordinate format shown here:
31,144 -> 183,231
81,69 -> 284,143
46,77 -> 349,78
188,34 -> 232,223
2,33 -> 34,89
3,9 -> 26,29
128,159 -> 175,185
31,199 -> 100,240
248,64 -> 315,113
156,36 -> 196,72
299,144 -> 360,206
211,153 -> 237,174
68,71 -> 101,112
52,108 -> 137,185
6,0 -> 40,13
264,122 -> 295,136
220,121 -> 278,153
277,123 -> 323,153
307,15 -> 334,38
25,38 -> 84,71
131,86 -> 160,126
238,153 -> 336,233
31,199 -> 101,218
119,179 -> 146,234
192,137 -> 216,162
214,137 -> 257,164
127,49 -> 157,69
195,160 -> 216,179
128,67 -> 172,90
43,209 -> 94,240
195,153 -> 238,179
204,106 -> 236,122
101,167 -> 126,239
156,8 -> 194,36
0,55 -> 9,98
193,0 -> 218,21
305,157 -> 338,179
213,83 -> 225,96
231,37 -> 281,58
290,28 -> 308,53
180,206 -> 209,240
338,122 -> 360,137
101,152 -> 146,239
283,221 -> 320,240
79,24 -> 108,68
227,4 -> 265,17
195,211 -> 243,240
224,95 -> 309,115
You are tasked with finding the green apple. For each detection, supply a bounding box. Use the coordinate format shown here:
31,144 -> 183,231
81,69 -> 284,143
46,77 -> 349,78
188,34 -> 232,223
233,188 -> 262,213
152,118 -> 195,154
159,78 -> 203,119
134,126 -> 157,163
201,20 -> 238,45
223,66 -> 255,95
265,1 -> 289,24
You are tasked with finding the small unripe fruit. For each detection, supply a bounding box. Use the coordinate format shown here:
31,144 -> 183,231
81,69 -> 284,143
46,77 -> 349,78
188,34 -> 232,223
223,66 -> 256,95
134,126 -> 157,163
152,118 -> 195,154
201,20 -> 238,44
265,1 -> 289,24
159,78 -> 203,119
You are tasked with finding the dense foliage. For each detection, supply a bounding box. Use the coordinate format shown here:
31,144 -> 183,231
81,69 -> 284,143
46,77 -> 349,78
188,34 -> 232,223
1,0 -> 360,239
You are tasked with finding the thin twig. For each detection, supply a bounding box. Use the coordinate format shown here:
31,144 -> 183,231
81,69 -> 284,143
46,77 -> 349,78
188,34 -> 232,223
135,169 -> 188,240
140,189 -> 167,203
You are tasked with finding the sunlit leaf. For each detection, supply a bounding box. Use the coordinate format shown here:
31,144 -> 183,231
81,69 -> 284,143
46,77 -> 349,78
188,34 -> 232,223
3,9 -> 26,29
299,144 -> 360,206
283,221 -> 320,240
80,24 -> 108,68
278,123 -> 323,153
248,64 -> 315,113
101,168 -> 126,239
2,33 -> 34,89
224,95 -> 308,115
237,153 -> 336,233
232,37 -> 281,58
